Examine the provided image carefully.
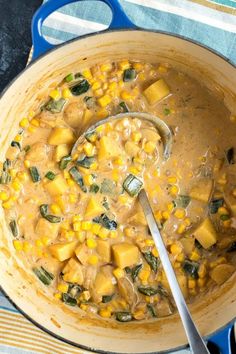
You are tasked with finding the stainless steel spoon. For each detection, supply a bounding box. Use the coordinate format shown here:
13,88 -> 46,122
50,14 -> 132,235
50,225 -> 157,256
73,112 -> 210,354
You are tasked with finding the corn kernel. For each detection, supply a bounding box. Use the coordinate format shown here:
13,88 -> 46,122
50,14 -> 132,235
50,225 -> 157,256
17,171 -> 28,182
113,268 -> 125,279
82,69 -> 92,79
19,118 -> 29,128
87,238 -> 97,249
133,62 -> 144,71
174,208 -> 186,219
118,194 -> 130,205
41,236 -> 51,246
88,254 -> 99,265
91,223 -> 101,235
9,169 -> 17,178
83,142 -> 95,157
81,221 -> 92,231
197,278 -> 206,288
177,223 -> 186,234
110,230 -> 118,238
170,243 -> 182,255
30,118 -> 40,127
223,219 -> 231,228
120,91 -> 133,100
50,204 -> 61,215
162,211 -> 170,220
124,227 -> 135,238
28,125 -> 37,133
35,239 -> 43,248
118,60 -> 130,70
0,191 -> 9,201
97,95 -> 112,108
167,176 -> 177,184
23,241 -> 32,253
184,218 -> 191,227
152,248 -> 159,257
90,162 -> 98,170
176,253 -> 185,262
218,207 -> 229,215
11,180 -> 22,192
100,63 -> 113,72
24,160 -> 30,168
98,227 -> 110,239
144,141 -> 156,154
112,169 -> 119,182
131,131 -> 142,143
57,283 -> 69,293
114,157 -> 124,166
69,193 -> 77,204
14,134 -> 22,142
167,202 -> 175,212
118,80 -> 124,88
76,231 -> 86,242
189,249 -> 200,261
94,88 -> 103,97
67,178 -> 75,187
145,239 -> 154,246
62,88 -> 72,99
83,174 -> 93,186
188,279 -> 196,289
2,200 -> 13,209
92,81 -> 101,90
198,264 -> 207,278
139,267 -> 151,282
49,89 -> 61,100
169,185 -> 179,197
129,166 -> 139,175
73,221 -> 81,232
13,240 -> 23,251
54,293 -> 62,300
99,308 -> 111,318
158,64 -> 168,73
80,303 -> 88,311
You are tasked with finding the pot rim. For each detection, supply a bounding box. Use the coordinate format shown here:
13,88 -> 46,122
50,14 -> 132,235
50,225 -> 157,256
0,27 -> 235,354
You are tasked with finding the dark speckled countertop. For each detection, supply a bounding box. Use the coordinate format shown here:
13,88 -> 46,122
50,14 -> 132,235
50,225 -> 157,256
0,0 -> 42,92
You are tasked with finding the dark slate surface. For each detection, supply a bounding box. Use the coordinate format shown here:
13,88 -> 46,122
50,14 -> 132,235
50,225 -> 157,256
0,0 -> 42,93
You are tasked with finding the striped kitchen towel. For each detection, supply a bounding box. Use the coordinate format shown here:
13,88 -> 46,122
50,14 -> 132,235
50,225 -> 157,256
0,1 -> 236,353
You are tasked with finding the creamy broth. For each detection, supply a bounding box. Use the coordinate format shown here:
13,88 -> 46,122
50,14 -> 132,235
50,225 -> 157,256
0,60 -> 236,322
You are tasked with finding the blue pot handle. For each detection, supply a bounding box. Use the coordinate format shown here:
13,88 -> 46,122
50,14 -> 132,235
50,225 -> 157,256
31,0 -> 136,60
207,323 -> 234,354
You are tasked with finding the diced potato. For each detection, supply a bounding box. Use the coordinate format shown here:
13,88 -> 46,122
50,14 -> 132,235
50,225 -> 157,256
194,218 -> 217,249
26,143 -> 47,162
75,243 -> 89,265
83,109 -> 93,126
64,102 -> 84,129
124,141 -> 140,157
62,258 -> 84,284
97,240 -> 111,262
44,175 -> 68,196
93,270 -> 114,297
49,240 -> 78,261
84,197 -> 104,219
35,218 -> 59,240
141,128 -> 160,142
112,243 -> 139,268
54,144 -> 70,162
176,273 -> 188,298
210,264 -> 234,285
98,136 -> 122,161
189,178 -> 213,203
180,238 -> 195,255
48,127 -> 75,145
143,79 -> 170,105
128,211 -> 147,226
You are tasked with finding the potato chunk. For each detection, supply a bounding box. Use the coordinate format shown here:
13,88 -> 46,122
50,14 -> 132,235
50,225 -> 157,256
48,127 -> 75,145
124,141 -> 140,157
26,143 -> 47,162
98,136 -> 122,161
44,175 -> 68,196
62,258 -> 84,284
93,270 -> 114,297
64,102 -> 84,128
143,79 -> 170,105
176,273 -> 188,298
75,243 -> 89,265
112,243 -> 139,268
210,264 -> 234,285
194,218 -> 217,249
49,240 -> 78,261
189,178 -> 213,203
35,218 -> 59,240
97,240 -> 111,262
54,144 -> 70,162
128,211 -> 147,226
84,197 -> 104,219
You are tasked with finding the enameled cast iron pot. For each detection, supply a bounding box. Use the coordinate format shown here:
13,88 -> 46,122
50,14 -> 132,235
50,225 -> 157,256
0,0 -> 235,353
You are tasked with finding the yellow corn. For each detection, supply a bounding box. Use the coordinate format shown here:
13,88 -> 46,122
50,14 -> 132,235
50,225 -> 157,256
14,134 -> 22,142
80,290 -> 91,301
167,176 -> 177,184
162,211 -> 170,220
30,118 -> 40,127
90,162 -> 98,170
62,88 -> 72,99
73,221 -> 81,232
76,231 -> 86,242
198,264 -> 207,278
24,160 -> 30,168
218,206 -> 229,215
41,236 -> 51,246
167,202 -> 175,212
11,180 -> 22,192
145,239 -> 154,246
188,279 -> 196,289
100,63 -> 113,72
73,215 -> 82,222
176,253 -> 185,262
28,126 -> 36,133
69,193 -> 77,204
118,80 -> 124,88
94,88 -> 103,98
9,169 -> 17,178
19,118 -> 29,128
0,191 -> 9,201
99,308 -> 112,318
114,157 -> 125,165
133,62 -> 144,71
129,166 -> 139,175
177,223 -> 186,234
50,204 -> 61,215
91,223 -> 101,235
174,208 -> 186,219
92,81 -> 102,90
17,171 -> 28,182
88,254 -> 99,265
54,293 -> 62,300
131,131 -> 142,142
113,268 -> 125,279
86,238 -> 97,249
118,194 -> 130,205
197,278 -> 206,288
83,142 -> 95,157
120,91 -> 133,100
97,95 -> 112,108
13,240 -> 23,251
2,199 -> 13,209
124,227 -> 135,238
35,239 -> 43,248
82,69 -> 92,79
80,303 -> 88,311
57,283 -> 69,293
139,265 -> 151,282
183,217 -> 191,227
23,241 -> 32,253
189,249 -> 200,261
169,185 -> 179,196
112,169 -> 119,182
110,230 -> 118,238
118,60 -> 130,70
170,243 -> 182,255
67,178 -> 75,187
152,248 -> 159,257
49,89 -> 61,100
98,227 -> 110,239
81,221 -> 92,231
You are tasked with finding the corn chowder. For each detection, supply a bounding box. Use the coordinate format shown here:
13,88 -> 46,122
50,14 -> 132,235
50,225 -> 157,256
1,60 -> 236,322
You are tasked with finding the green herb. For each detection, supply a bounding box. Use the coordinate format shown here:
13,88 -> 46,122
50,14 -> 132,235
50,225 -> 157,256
183,260 -> 199,279
62,293 -> 77,306
24,145 -> 31,152
3,159 -> 11,171
100,178 -> 116,195
64,73 -> 74,82
44,98 -> 66,113
115,311 -> 132,322
102,294 -> 114,303
163,108 -> 171,115
147,304 -> 157,317
119,101 -> 129,113
11,141 -> 21,150
131,264 -> 142,282
225,147 -> 234,164
67,284 -> 83,298
143,251 -> 159,273
138,286 -> 160,296
9,220 -> 18,237
33,267 -> 54,286
175,195 -> 191,208
45,171 -> 56,180
85,131 -> 97,142
39,204 -> 61,223
220,214 -> 230,221
0,171 -> 11,184
123,174 -> 143,197
59,155 -> 72,170
123,68 -> 137,82
125,267 -> 132,274
69,166 -> 87,192
39,204 -> 48,217
93,214 -> 117,230
76,156 -> 95,169
29,166 -> 41,183
209,198 -> 224,214
70,79 -> 90,96
102,199 -> 110,210
195,240 -> 202,249
89,184 -> 99,193
84,96 -> 96,109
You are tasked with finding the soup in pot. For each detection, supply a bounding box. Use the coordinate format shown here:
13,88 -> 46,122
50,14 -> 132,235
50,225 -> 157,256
1,60 -> 236,322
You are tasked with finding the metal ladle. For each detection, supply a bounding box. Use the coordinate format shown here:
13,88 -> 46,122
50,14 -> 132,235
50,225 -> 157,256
73,112 -> 210,354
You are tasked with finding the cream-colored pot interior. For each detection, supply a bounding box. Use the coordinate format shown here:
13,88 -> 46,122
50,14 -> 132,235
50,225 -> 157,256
0,30 -> 235,353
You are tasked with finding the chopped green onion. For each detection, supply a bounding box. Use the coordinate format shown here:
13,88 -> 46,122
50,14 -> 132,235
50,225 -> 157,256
62,293 -> 77,306
84,96 -> 96,109
70,80 -> 90,96
9,220 -> 18,237
102,294 -> 114,303
64,73 -> 74,82
33,267 -> 54,286
44,98 -> 66,113
225,147 -> 234,164
123,174 -> 143,197
76,156 -> 95,169
147,304 -> 157,317
29,166 -> 41,183
209,198 -> 224,214
39,204 -> 61,223
163,108 -> 171,115
115,311 -> 132,322
131,264 -> 142,282
220,214 -> 230,221
45,171 -> 56,180
59,155 -> 72,170
175,195 -> 191,208
183,260 -> 199,279
143,251 -> 159,273
93,214 -> 117,230
0,171 -> 11,184
69,166 -> 87,192
24,145 -> 31,152
100,178 -> 116,195
119,101 -> 129,113
123,68 -> 137,82
11,141 -> 21,150
89,184 -> 99,193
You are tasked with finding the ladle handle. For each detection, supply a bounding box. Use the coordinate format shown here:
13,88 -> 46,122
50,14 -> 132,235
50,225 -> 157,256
139,189 -> 210,354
